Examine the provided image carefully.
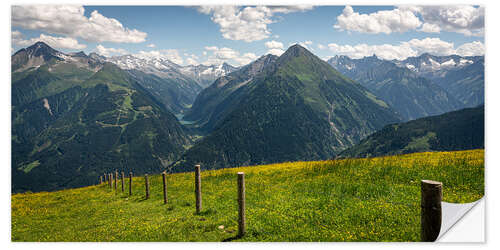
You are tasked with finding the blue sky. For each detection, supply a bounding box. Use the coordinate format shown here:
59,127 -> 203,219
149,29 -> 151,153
11,5 -> 485,66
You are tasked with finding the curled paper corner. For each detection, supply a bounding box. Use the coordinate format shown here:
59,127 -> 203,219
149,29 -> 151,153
436,197 -> 484,242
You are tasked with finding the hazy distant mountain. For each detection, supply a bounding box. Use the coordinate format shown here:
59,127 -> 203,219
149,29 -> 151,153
95,54 -> 237,113
12,42 -> 191,193
430,58 -> 484,108
339,105 -> 484,158
328,55 -> 463,121
179,63 -> 238,88
171,45 -> 401,172
394,53 -> 484,107
393,53 -> 482,79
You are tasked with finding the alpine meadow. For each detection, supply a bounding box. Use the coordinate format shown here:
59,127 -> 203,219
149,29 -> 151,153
10,5 -> 485,242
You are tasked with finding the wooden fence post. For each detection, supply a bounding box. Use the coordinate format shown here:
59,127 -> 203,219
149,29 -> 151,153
114,170 -> 118,190
238,172 -> 246,237
162,172 -> 168,204
100,175 -> 103,185
129,172 -> 133,196
421,180 -> 442,242
121,172 -> 125,192
109,174 -> 113,189
195,165 -> 202,214
104,173 -> 107,183
145,174 -> 150,199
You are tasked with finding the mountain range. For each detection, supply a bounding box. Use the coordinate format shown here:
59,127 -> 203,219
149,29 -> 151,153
393,53 -> 484,108
11,41 -> 485,192
12,42 -> 190,192
328,54 -> 473,121
93,53 -> 237,114
171,45 -> 401,171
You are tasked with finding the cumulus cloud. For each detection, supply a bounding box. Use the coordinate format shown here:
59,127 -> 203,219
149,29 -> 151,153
404,38 -> 456,56
334,5 -> 484,36
328,38 -> 484,60
184,53 -> 200,65
265,40 -> 285,55
317,43 -> 326,50
12,5 -> 147,43
456,41 -> 485,56
147,44 -> 156,48
334,5 -> 422,34
328,43 -> 415,60
12,31 -> 87,50
198,5 -> 313,42
95,44 -> 128,57
203,46 -> 258,66
300,41 -> 313,50
267,49 -> 285,56
419,23 -> 441,33
402,5 -> 484,36
265,40 -> 284,49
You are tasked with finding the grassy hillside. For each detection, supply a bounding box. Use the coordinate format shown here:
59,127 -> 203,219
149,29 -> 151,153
11,150 -> 484,242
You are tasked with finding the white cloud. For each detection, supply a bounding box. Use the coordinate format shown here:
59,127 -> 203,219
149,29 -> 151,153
147,44 -> 156,48
198,5 -> 313,42
203,46 -> 258,66
235,52 -> 259,65
265,40 -> 284,55
334,5 -> 422,34
402,5 -> 484,36
300,41 -> 313,50
327,38 -> 484,60
456,41 -> 485,56
95,44 -> 128,57
265,40 -> 284,49
334,5 -> 484,36
205,46 -> 218,51
419,23 -> 441,33
404,37 -> 456,56
317,43 -> 326,50
12,31 -> 87,50
267,48 -> 285,56
185,53 -> 200,65
328,42 -> 415,60
135,49 -> 184,65
12,5 -> 147,43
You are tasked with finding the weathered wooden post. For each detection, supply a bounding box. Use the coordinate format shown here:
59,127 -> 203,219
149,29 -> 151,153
114,170 -> 118,190
100,175 -> 103,185
145,174 -> 150,199
195,164 -> 202,214
238,172 -> 246,237
421,180 -> 442,242
104,173 -> 107,183
108,174 -> 111,188
129,172 -> 133,196
121,172 -> 125,192
162,171 -> 168,204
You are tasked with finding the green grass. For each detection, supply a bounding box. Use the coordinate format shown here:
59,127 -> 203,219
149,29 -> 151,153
11,149 -> 484,242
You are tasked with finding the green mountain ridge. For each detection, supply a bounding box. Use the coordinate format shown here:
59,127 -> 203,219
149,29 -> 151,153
12,44 -> 191,193
171,44 -> 401,172
339,105 -> 484,158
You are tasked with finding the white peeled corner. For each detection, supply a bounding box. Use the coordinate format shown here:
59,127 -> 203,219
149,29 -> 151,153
437,198 -> 485,242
